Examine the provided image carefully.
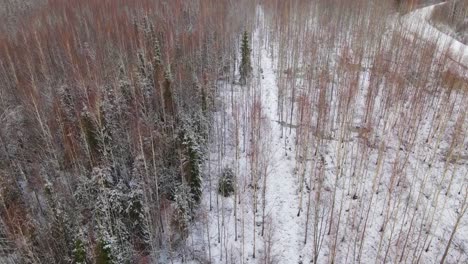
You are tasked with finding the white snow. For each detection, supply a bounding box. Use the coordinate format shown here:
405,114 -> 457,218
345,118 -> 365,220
178,3 -> 468,264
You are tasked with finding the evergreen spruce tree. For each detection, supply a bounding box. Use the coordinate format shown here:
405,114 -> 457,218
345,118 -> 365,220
72,238 -> 87,264
172,183 -> 194,237
126,180 -> 151,252
239,30 -> 252,85
44,181 -> 75,263
201,85 -> 208,114
75,167 -> 140,263
163,66 -> 175,117
218,167 -> 235,197
187,142 -> 202,203
118,64 -> 133,104
95,240 -> 112,264
151,28 -> 163,68
180,126 -> 203,204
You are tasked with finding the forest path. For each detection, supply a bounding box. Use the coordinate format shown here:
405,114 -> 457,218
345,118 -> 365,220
252,13 -> 304,263
401,2 -> 468,69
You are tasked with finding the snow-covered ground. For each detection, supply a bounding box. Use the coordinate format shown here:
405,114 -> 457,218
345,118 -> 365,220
180,3 -> 468,264
180,7 -> 307,263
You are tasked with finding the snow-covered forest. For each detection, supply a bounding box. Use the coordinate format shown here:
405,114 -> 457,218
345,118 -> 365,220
0,0 -> 467,263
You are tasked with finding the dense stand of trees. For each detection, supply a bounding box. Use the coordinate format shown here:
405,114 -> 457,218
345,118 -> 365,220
0,0 -> 256,263
1,0 -> 467,263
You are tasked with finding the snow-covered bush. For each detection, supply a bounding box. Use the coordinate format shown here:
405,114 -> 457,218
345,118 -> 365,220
218,167 -> 236,197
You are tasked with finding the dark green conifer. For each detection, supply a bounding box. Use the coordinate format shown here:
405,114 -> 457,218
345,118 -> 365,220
239,31 -> 252,85
72,239 -> 87,264
95,240 -> 112,264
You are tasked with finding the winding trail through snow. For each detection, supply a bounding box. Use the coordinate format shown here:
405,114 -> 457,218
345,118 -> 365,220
401,2 -> 468,69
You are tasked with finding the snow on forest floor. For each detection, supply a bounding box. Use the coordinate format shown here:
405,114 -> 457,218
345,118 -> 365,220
253,27 -> 302,264
179,7 -> 306,263
178,3 -> 468,264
